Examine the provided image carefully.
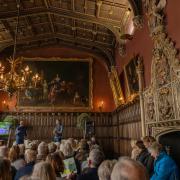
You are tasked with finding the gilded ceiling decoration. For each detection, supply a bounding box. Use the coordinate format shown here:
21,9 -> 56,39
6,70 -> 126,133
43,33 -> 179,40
0,0 -> 141,68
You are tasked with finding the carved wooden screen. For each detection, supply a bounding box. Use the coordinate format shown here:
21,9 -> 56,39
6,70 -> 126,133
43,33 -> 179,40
142,0 -> 180,137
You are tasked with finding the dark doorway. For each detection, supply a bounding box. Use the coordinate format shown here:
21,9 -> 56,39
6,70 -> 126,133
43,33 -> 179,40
159,131 -> 180,169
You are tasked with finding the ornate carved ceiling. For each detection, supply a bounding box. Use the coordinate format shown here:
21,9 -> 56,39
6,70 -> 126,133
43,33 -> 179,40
0,0 -> 141,67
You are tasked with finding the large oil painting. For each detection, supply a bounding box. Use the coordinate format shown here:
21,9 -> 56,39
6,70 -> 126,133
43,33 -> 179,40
124,56 -> 139,96
17,58 -> 93,111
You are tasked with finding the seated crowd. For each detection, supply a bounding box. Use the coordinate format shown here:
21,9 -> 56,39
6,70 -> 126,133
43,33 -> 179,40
0,136 -> 179,180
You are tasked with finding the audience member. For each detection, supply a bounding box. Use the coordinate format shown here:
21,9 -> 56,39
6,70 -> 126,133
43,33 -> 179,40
61,141 -> 74,158
77,149 -> 104,180
111,157 -> 149,180
149,142 -> 179,180
0,158 -> 12,180
130,139 -> 139,160
48,142 -> 57,153
31,161 -> 56,180
36,142 -> 48,162
8,145 -> 26,170
0,145 -> 8,158
46,152 -> 64,179
98,160 -> 117,180
15,149 -> 36,180
142,136 -> 156,177
135,141 -> 149,166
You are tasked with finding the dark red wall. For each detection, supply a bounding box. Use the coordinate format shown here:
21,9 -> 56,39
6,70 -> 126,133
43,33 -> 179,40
116,0 -> 180,88
0,47 -> 115,112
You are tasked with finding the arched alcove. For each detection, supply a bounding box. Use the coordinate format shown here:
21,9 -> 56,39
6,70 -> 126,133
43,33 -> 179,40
159,131 -> 180,169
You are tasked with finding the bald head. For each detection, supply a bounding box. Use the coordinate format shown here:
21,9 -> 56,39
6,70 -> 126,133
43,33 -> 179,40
111,157 -> 148,180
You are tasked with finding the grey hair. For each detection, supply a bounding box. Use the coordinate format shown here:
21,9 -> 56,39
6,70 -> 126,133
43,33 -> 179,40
89,149 -> 104,168
111,156 -> 149,180
98,160 -> 117,180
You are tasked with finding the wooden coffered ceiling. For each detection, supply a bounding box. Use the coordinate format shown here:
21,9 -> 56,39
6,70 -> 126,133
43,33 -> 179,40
0,0 -> 141,67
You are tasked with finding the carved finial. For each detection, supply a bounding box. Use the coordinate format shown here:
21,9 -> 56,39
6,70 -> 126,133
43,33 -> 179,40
136,56 -> 144,72
118,43 -> 126,57
133,15 -> 143,29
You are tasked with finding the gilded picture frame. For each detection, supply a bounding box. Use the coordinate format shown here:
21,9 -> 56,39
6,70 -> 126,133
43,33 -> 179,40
124,56 -> 139,98
16,57 -> 93,112
109,66 -> 124,107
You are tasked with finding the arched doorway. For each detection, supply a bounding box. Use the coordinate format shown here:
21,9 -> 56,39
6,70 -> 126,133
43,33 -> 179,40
159,131 -> 180,169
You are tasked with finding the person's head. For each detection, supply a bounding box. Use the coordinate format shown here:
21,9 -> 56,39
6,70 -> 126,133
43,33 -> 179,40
20,120 -> 24,126
25,149 -> 36,163
88,149 -> 104,168
37,142 -> 48,156
67,138 -> 77,151
91,136 -> 97,145
56,119 -> 61,126
98,160 -> 117,180
78,140 -> 89,152
130,139 -> 137,149
48,143 -> 57,154
0,158 -> 11,180
8,145 -> 20,162
18,144 -> 25,156
31,162 -> 56,180
148,142 -> 163,159
46,152 -> 64,174
135,141 -> 146,153
0,146 -> 8,158
61,142 -> 74,157
142,136 -> 156,148
111,157 -> 149,180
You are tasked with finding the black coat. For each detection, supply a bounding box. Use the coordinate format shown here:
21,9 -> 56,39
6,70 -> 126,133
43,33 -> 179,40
136,149 -> 154,177
76,168 -> 99,180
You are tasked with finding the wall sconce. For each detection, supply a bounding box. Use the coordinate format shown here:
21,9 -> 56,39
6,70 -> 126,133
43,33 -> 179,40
98,101 -> 104,112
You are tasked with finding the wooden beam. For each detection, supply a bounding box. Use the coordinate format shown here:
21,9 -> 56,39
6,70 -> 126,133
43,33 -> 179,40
71,0 -> 75,12
44,0 -> 55,33
0,35 -> 113,67
48,13 -> 55,33
96,0 -> 102,18
0,7 -> 122,41
84,0 -> 87,14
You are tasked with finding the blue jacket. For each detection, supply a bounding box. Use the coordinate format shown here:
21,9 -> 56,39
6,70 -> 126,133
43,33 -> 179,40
151,151 -> 179,180
14,161 -> 35,180
15,125 -> 27,144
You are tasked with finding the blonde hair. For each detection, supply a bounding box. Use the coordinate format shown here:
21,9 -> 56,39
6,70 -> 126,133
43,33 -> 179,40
143,136 -> 156,143
31,162 -> 56,180
148,142 -> 163,153
8,145 -> 20,162
37,142 -> 48,155
61,142 -> 74,157
130,139 -> 137,148
48,143 -> 57,153
98,160 -> 117,180
25,149 -> 36,163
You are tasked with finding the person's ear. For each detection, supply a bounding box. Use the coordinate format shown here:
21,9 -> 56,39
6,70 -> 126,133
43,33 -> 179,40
88,159 -> 92,166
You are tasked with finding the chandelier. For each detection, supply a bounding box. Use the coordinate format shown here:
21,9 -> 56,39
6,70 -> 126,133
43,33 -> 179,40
0,0 -> 40,97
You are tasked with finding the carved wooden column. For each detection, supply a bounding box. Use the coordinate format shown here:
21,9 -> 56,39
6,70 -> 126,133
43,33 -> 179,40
136,56 -> 146,136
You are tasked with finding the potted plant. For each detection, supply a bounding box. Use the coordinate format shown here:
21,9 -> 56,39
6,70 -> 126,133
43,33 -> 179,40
77,113 -> 91,139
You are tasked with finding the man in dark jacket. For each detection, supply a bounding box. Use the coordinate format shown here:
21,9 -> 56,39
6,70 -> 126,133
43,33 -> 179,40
142,136 -> 156,177
77,149 -> 104,180
15,149 -> 36,180
15,121 -> 27,145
